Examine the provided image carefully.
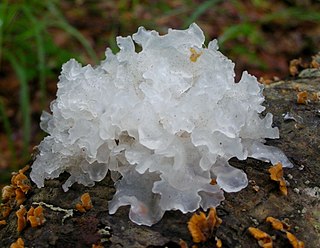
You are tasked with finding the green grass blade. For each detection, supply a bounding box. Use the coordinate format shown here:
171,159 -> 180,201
5,51 -> 30,158
0,0 -> 9,68
218,23 -> 257,45
0,98 -> 17,167
46,2 -> 98,63
183,0 -> 222,28
22,5 -> 47,108
261,7 -> 320,23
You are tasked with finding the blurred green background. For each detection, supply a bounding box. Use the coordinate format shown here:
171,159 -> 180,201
0,0 -> 319,184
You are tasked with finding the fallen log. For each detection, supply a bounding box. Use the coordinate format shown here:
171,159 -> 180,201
1,71 -> 319,248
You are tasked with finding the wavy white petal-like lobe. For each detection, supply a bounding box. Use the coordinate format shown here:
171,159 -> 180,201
30,23 -> 293,226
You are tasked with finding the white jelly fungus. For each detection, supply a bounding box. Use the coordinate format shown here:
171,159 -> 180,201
30,23 -> 293,226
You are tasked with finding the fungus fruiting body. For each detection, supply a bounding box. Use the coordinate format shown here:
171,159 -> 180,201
16,205 -> 27,232
266,216 -> 290,231
27,206 -> 46,228
2,185 -> 15,202
187,208 -> 222,243
10,237 -> 24,248
248,227 -> 273,248
268,163 -> 288,195
286,231 -> 305,248
75,193 -> 93,212
30,24 -> 293,226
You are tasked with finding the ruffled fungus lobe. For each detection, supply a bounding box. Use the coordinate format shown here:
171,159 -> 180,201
297,91 -> 309,105
19,165 -> 30,174
1,185 -> 15,202
286,231 -> 305,248
11,167 -> 31,194
266,216 -> 290,231
16,205 -> 27,232
215,237 -> 222,248
188,208 -> 222,243
268,163 -> 287,195
10,237 -> 24,248
11,166 -> 31,206
248,227 -> 273,248
15,189 -> 26,206
27,206 -> 46,228
0,166 -> 32,227
266,217 -> 304,248
289,58 -> 302,76
75,192 -> 93,213
30,24 -> 293,226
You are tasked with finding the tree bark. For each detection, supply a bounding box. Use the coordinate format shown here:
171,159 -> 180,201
1,72 -> 319,248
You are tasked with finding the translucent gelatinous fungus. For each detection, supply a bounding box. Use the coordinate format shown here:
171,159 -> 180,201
30,24 -> 293,226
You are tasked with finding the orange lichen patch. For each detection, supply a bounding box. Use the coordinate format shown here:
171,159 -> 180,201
268,163 -> 287,196
11,172 -> 31,194
0,204 -> 12,218
10,237 -> 24,248
189,47 -> 202,62
215,237 -> 222,248
0,219 -> 6,225
248,227 -> 273,248
296,91 -> 309,105
16,205 -> 27,232
188,207 -> 222,243
76,193 -> 93,213
2,185 -> 15,203
27,206 -> 46,228
266,216 -> 290,231
15,189 -> 26,206
286,231 -> 305,248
